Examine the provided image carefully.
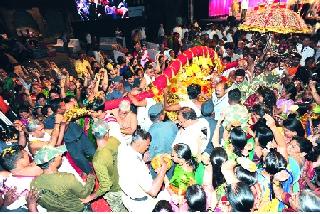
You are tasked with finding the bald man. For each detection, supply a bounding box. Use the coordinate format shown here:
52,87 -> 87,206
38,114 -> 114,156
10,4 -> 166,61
212,82 -> 230,120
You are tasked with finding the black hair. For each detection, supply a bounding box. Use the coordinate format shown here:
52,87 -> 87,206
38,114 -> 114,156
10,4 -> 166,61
123,70 -> 134,80
180,107 -> 197,121
0,145 -> 22,171
210,147 -> 227,189
112,63 -> 119,69
226,182 -> 254,212
283,117 -> 305,137
230,127 -> 247,157
308,145 -> 320,162
265,149 -> 287,199
149,112 -> 162,122
64,95 -> 76,104
235,69 -> 246,77
235,166 -> 257,186
251,104 -> 269,118
152,200 -> 173,212
117,56 -> 125,65
252,121 -> 274,149
173,143 -> 198,171
265,149 -> 287,175
305,56 -> 315,65
41,105 -> 51,116
131,128 -> 152,144
86,97 -> 105,111
186,184 -> 207,212
257,86 -> 277,110
312,118 -> 320,129
135,67 -> 143,75
36,93 -> 46,101
266,56 -> 278,64
187,84 -> 201,100
18,105 -> 30,114
224,42 -> 234,50
49,98 -> 62,114
144,61 -> 153,70
228,88 -> 241,103
49,88 -> 61,96
222,56 -> 231,63
291,136 -> 313,160
284,82 -> 297,100
294,67 -> 310,85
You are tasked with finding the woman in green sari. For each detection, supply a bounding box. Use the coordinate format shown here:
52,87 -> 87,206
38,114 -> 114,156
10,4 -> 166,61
159,143 -> 198,210
168,143 -> 198,196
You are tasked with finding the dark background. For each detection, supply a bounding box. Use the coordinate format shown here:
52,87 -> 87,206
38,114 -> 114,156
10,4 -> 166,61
0,0 -> 209,43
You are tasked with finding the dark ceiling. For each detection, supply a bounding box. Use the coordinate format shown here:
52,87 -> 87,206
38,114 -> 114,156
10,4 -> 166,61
0,0 -> 76,9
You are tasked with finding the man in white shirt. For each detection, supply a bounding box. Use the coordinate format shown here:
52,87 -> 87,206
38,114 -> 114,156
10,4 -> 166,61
128,88 -> 156,132
241,0 -> 249,20
173,25 -> 183,42
139,63 -> 155,89
117,128 -> 169,212
158,24 -> 165,43
172,107 -> 210,157
208,25 -> 217,40
216,28 -> 223,40
297,37 -> 315,66
223,42 -> 241,62
212,82 -> 230,120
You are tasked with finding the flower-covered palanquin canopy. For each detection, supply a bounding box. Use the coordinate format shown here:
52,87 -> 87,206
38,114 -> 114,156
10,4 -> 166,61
239,4 -> 311,34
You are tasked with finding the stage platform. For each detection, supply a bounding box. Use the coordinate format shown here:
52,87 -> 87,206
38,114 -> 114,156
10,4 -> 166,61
200,16 -> 241,26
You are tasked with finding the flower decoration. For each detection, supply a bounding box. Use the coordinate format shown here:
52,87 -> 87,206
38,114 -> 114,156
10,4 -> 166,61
64,107 -> 90,122
239,5 -> 311,34
103,46 -> 237,110
151,154 -> 173,170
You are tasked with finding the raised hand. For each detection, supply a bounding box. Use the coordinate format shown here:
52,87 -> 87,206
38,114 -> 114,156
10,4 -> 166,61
263,114 -> 276,129
26,188 -> 40,212
3,187 -> 18,207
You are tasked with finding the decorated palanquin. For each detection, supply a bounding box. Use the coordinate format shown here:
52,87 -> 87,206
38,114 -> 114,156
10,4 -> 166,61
103,46 -> 238,120
239,2 -> 311,34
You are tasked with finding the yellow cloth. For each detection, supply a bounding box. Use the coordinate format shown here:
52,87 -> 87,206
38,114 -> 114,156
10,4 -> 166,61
74,59 -> 91,78
232,0 -> 240,15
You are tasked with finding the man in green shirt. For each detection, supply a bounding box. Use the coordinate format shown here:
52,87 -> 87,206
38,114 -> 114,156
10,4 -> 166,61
31,145 -> 95,212
80,119 -> 127,212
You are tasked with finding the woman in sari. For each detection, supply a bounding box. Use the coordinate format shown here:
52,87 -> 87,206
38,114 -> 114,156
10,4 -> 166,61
168,143 -> 197,198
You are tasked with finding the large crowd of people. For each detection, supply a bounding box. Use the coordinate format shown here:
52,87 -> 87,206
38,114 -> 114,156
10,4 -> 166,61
0,2 -> 320,211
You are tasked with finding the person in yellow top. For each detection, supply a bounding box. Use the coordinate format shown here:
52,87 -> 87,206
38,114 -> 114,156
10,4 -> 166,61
74,53 -> 93,78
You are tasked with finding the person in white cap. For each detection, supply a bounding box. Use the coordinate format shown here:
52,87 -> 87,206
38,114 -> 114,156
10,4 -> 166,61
80,119 -> 127,211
